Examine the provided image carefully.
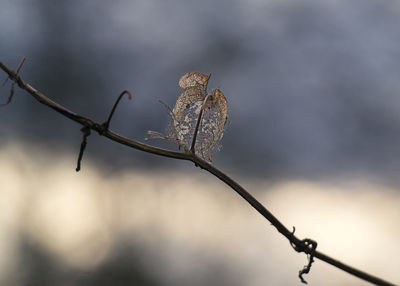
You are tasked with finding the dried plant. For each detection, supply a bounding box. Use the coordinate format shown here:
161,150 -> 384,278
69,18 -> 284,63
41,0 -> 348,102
148,72 -> 228,162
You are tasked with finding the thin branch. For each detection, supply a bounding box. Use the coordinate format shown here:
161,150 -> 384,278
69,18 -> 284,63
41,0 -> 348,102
190,94 -> 210,152
190,73 -> 212,153
102,90 -> 132,130
1,56 -> 25,106
15,56 -> 26,74
76,126 -> 91,172
0,60 -> 396,286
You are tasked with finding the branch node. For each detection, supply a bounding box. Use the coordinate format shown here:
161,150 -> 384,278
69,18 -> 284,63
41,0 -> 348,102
1,56 -> 26,106
101,90 -> 132,133
76,126 -> 91,172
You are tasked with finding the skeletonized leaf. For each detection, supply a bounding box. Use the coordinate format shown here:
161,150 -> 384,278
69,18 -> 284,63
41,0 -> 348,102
170,72 -> 228,161
147,71 -> 228,161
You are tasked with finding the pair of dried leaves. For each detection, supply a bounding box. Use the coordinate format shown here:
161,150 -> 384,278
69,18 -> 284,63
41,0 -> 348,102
147,72 -> 228,162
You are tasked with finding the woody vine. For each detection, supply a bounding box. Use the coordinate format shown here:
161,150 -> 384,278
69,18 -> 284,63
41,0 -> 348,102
0,58 -> 396,285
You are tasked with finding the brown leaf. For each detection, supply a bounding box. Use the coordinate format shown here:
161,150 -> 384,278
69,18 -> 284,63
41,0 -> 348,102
169,72 -> 228,161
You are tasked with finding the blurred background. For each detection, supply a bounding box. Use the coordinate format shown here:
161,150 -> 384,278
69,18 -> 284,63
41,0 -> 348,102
1,0 -> 400,285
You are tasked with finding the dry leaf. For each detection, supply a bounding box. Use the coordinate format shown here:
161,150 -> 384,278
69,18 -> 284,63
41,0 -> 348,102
147,71 -> 228,161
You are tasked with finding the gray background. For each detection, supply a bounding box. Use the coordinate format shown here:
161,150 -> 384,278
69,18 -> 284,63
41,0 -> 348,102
1,1 -> 400,285
2,0 -> 400,183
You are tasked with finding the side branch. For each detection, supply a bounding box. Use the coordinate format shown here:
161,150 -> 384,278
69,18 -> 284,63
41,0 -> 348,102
0,60 -> 395,286
103,90 -> 132,130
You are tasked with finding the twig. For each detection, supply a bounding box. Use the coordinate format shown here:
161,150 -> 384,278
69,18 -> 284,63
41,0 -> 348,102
1,56 -> 25,106
190,73 -> 211,153
298,239 -> 318,284
76,126 -> 91,172
190,94 -> 210,152
102,90 -> 132,131
0,60 -> 396,286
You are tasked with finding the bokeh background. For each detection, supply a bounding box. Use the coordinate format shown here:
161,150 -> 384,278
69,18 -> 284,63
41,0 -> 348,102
1,0 -> 400,285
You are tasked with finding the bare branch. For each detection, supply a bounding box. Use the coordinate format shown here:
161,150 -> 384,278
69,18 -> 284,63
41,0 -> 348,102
1,56 -> 26,106
190,93 -> 210,152
76,126 -> 91,172
102,90 -> 132,131
0,60 -> 396,286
